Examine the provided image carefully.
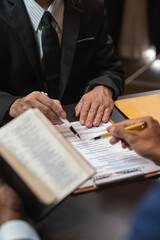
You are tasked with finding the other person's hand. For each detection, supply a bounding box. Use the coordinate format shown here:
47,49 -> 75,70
107,116 -> 160,165
0,179 -> 26,225
75,86 -> 114,128
9,91 -> 66,124
0,179 -> 38,230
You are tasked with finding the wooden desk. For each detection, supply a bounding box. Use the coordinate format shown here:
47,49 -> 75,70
40,90 -> 160,240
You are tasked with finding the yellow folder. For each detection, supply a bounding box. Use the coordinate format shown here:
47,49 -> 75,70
114,94 -> 160,123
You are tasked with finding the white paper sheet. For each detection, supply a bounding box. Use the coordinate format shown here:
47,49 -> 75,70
56,122 -> 160,188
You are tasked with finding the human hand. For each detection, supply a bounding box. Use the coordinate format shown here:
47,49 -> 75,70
107,116 -> 160,165
0,179 -> 26,225
9,91 -> 66,124
75,86 -> 114,128
0,179 -> 38,230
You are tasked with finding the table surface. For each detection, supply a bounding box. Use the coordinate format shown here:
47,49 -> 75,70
40,90 -> 160,240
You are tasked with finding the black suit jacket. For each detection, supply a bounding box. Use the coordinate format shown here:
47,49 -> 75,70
0,0 -> 124,125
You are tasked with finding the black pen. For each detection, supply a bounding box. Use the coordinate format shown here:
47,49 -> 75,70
41,92 -> 81,139
59,117 -> 81,139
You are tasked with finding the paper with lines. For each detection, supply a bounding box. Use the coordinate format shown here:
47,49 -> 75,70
56,121 -> 160,188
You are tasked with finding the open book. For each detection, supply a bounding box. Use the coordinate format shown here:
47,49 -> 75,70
0,109 -> 95,220
56,122 -> 160,193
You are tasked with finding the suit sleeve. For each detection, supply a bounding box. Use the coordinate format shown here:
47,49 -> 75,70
0,18 -> 21,126
88,9 -> 124,100
0,92 -> 20,126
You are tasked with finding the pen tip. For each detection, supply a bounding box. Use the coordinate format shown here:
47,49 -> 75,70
90,138 -> 94,141
76,134 -> 81,139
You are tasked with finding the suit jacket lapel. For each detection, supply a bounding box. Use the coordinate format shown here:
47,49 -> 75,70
59,0 -> 83,99
6,0 -> 43,88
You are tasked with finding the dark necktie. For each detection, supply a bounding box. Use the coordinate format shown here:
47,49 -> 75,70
42,11 -> 60,99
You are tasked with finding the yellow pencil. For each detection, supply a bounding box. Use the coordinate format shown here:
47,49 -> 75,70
90,121 -> 147,141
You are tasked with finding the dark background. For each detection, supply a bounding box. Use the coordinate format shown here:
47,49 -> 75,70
104,0 -> 160,54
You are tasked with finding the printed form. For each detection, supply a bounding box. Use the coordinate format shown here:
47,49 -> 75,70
56,122 -> 160,188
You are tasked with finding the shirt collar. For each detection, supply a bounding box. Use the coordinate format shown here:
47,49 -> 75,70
23,0 -> 64,32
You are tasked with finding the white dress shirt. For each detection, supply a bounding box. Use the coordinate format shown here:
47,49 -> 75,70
0,220 -> 40,240
23,0 -> 64,61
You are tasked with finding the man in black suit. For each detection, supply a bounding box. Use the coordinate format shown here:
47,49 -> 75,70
0,0 -> 124,128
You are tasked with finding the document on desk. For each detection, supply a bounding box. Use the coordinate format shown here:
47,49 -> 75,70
114,94 -> 160,123
56,122 -> 160,191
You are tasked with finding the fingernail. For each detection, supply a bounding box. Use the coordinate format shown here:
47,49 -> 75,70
86,121 -> 91,127
102,117 -> 108,122
93,120 -> 98,125
61,112 -> 66,118
81,120 -> 85,125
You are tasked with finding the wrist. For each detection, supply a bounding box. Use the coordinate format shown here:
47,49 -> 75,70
0,209 -> 26,225
9,98 -> 22,118
94,85 -> 113,98
151,146 -> 160,165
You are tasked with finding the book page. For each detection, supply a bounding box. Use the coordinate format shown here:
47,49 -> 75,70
0,109 -> 94,202
114,94 -> 160,123
56,122 -> 160,188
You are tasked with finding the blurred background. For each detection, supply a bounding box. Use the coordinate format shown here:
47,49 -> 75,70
104,0 -> 160,95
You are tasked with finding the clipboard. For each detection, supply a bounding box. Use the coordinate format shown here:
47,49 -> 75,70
74,170 -> 160,194
55,119 -> 160,195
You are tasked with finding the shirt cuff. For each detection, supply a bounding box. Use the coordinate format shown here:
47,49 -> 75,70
0,220 -> 40,240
